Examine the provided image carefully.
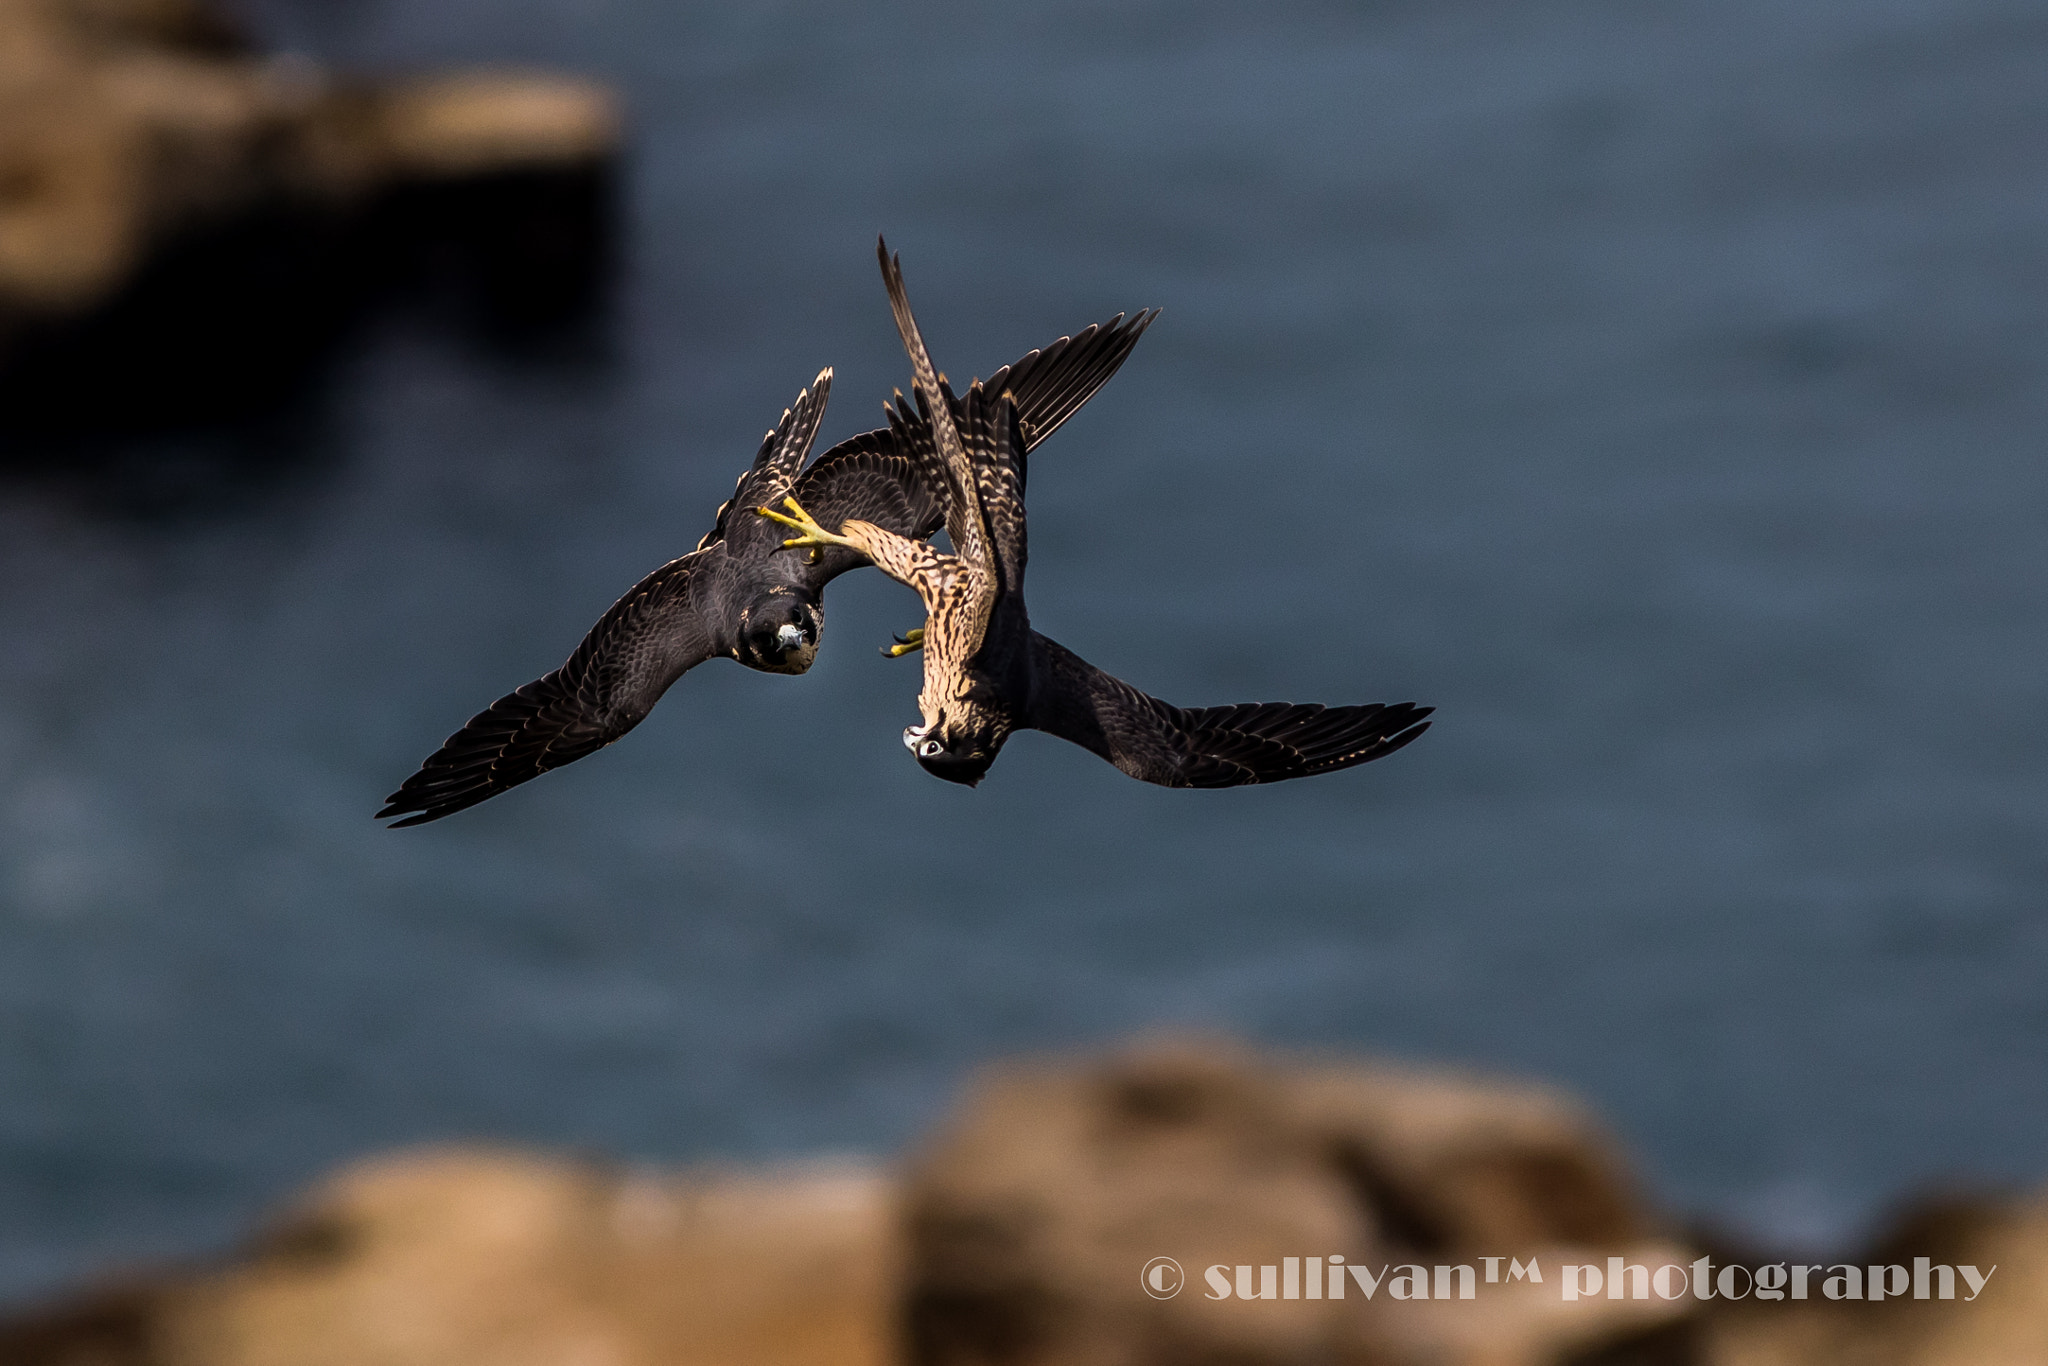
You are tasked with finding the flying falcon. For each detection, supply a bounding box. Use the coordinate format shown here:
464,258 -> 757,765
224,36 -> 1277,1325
379,305 -> 1155,825
756,242 -> 1431,788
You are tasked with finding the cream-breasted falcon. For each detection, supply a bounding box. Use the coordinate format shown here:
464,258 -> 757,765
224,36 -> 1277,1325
758,242 -> 1430,788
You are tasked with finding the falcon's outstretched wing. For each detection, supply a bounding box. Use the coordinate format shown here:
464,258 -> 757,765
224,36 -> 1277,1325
378,551 -> 716,826
1027,633 -> 1431,787
979,306 -> 1157,490
700,369 -> 834,550
780,306 -> 1155,588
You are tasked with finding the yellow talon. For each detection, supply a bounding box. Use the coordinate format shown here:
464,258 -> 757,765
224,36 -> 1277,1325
753,496 -> 848,557
881,626 -> 925,658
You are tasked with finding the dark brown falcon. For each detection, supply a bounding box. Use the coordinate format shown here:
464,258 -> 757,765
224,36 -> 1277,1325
379,304 -> 1156,825
756,241 -> 1431,788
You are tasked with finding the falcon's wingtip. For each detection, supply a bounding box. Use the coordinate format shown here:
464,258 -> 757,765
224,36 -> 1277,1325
375,796 -> 435,827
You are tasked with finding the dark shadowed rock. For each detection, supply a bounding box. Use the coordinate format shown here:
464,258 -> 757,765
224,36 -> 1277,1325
0,0 -> 617,439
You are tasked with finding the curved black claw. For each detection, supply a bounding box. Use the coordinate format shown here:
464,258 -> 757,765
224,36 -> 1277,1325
882,626 -> 925,659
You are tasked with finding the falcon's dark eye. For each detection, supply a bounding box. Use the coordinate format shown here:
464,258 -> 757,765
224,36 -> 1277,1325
921,740 -> 943,758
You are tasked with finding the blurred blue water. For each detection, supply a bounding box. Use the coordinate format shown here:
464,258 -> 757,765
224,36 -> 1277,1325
4,0 -> 2047,1305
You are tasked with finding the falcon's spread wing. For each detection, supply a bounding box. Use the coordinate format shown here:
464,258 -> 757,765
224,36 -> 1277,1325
377,551 -> 716,826
700,370 -> 834,550
1027,633 -> 1431,787
774,306 -> 1154,589
978,307 -> 1158,490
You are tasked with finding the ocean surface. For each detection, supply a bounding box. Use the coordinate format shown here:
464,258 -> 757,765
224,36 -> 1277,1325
4,0 -> 2047,1305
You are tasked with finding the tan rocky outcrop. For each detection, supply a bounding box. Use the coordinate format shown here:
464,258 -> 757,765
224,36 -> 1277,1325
2,1148 -> 897,1366
900,1039 -> 1691,1366
4,1043 -> 2045,1366
1703,1193 -> 2048,1366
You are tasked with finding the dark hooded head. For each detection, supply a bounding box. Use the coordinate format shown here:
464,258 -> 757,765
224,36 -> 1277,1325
735,591 -> 821,674
902,707 -> 1009,787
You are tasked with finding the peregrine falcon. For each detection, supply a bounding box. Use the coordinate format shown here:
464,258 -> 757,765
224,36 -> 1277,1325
379,305 -> 1155,824
756,242 -> 1430,788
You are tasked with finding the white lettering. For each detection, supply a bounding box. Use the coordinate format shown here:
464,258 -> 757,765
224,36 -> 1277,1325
1346,1263 -> 1387,1299
1388,1265 -> 1429,1300
1607,1256 -> 1649,1299
1204,1265 -> 1232,1299
1960,1265 -> 1995,1301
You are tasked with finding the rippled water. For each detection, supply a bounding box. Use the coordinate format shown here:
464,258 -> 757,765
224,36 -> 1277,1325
4,0 -> 2047,1305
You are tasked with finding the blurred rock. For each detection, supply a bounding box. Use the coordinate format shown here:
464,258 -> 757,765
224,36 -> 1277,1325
1701,1192 -> 2048,1366
375,74 -> 619,181
0,0 -> 618,437
901,1039 -> 1692,1366
4,1045 -> 2044,1366
0,1148 -> 897,1366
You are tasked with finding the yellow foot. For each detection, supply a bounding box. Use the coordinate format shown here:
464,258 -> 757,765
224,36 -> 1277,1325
754,495 -> 854,556
881,626 -> 925,658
